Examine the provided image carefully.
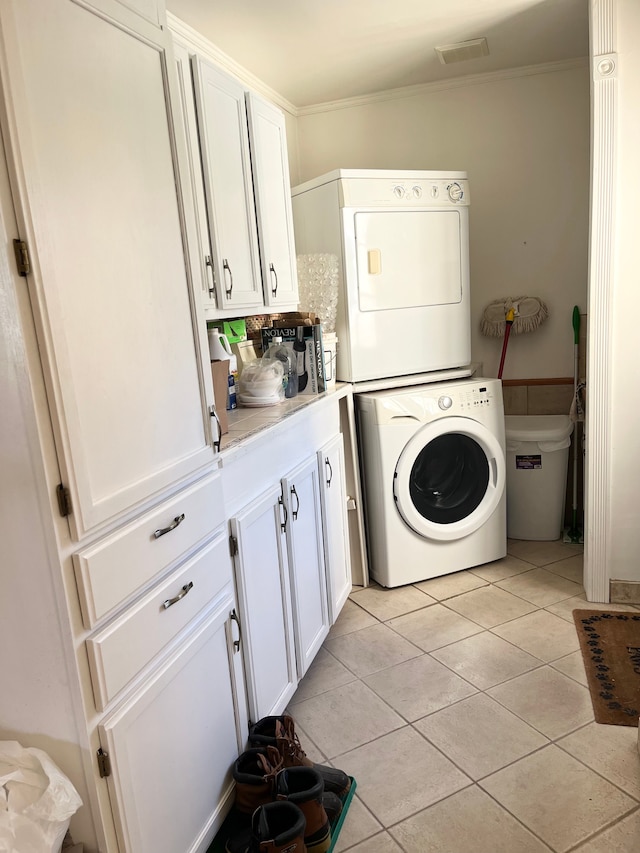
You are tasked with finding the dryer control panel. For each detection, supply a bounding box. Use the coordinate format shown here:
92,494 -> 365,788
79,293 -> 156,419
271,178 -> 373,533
339,176 -> 470,208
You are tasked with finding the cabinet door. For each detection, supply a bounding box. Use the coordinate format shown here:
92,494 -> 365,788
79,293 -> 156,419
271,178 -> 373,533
172,40 -> 217,311
246,92 -> 299,310
318,435 -> 352,624
283,456 -> 330,678
191,58 -> 263,311
0,0 -> 212,537
231,484 -> 297,722
99,593 -> 246,853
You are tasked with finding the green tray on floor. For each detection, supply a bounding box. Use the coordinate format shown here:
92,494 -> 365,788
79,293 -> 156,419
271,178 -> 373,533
208,777 -> 357,853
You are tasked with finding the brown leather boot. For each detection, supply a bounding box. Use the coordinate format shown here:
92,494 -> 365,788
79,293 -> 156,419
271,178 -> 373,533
275,767 -> 333,853
226,801 -> 307,853
249,715 -> 351,797
232,746 -> 283,817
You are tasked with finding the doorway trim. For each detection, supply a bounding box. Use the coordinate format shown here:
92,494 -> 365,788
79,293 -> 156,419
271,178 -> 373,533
585,0 -> 616,602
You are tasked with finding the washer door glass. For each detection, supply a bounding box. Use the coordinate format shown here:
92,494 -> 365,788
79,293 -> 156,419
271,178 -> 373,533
394,416 -> 505,542
409,433 -> 489,524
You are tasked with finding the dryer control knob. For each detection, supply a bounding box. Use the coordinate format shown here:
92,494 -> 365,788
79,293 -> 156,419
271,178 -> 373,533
393,185 -> 405,199
447,182 -> 464,202
438,395 -> 453,410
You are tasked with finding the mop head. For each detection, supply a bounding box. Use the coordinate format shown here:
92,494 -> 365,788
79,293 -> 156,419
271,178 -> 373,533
481,296 -> 549,337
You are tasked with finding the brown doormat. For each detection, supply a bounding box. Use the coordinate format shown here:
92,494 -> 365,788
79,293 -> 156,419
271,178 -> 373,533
573,610 -> 640,726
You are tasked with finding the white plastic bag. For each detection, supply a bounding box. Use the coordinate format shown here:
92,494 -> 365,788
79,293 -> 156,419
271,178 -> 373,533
0,741 -> 82,853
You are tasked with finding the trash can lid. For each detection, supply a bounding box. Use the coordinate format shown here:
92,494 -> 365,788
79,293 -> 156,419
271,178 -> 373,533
505,414 -> 574,443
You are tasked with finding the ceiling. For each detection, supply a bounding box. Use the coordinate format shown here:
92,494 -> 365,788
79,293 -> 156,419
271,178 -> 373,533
167,0 -> 589,108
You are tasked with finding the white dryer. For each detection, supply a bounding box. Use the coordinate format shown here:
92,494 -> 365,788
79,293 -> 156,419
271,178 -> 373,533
292,169 -> 471,384
356,377 -> 506,587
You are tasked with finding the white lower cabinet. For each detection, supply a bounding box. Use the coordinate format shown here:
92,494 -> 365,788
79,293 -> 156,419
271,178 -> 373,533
318,435 -> 352,623
98,585 -> 246,853
231,484 -> 298,722
282,455 -> 330,678
225,400 -> 350,723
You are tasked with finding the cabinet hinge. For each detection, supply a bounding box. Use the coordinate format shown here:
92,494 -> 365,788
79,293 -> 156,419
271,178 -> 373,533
13,239 -> 31,276
97,748 -> 111,778
229,534 -> 238,557
56,483 -> 72,517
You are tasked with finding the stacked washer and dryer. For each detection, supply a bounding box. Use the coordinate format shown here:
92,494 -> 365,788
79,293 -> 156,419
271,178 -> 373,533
292,170 -> 506,587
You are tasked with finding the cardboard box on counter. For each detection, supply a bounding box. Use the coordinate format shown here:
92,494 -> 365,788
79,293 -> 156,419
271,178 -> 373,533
210,360 -> 229,435
261,324 -> 326,395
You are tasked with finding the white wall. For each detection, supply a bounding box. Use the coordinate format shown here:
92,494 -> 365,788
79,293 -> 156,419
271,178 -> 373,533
609,0 -> 640,582
295,66 -> 590,380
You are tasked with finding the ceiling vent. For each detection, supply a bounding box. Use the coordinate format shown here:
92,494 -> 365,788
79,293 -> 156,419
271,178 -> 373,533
435,38 -> 489,65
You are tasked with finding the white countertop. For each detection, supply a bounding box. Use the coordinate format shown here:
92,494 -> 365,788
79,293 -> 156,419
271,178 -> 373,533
218,382 -> 351,456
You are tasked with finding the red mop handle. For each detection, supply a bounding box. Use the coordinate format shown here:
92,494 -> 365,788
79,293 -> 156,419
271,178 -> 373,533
497,309 -> 515,379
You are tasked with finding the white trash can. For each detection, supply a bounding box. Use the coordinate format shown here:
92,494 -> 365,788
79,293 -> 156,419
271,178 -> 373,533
505,415 -> 574,540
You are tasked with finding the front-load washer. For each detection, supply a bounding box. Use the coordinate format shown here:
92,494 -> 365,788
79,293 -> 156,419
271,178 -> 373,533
356,377 -> 506,587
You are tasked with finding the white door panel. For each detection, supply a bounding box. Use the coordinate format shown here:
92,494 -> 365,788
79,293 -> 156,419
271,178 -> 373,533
0,0 -> 211,535
355,210 -> 463,312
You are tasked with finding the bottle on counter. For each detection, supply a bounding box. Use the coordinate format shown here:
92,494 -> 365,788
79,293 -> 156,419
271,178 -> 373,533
293,327 -> 308,392
207,329 -> 238,410
227,352 -> 238,410
263,336 -> 297,398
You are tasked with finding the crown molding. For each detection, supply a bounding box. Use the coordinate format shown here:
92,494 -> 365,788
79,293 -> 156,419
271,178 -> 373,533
296,58 -> 589,116
166,15 -> 588,120
166,12 -> 298,116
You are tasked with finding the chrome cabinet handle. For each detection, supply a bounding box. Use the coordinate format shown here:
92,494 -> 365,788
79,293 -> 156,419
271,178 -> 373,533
162,580 -> 193,610
223,259 -> 233,297
205,254 -> 215,297
269,263 -> 278,297
153,513 -> 185,539
210,406 -> 222,452
230,608 -> 242,652
290,485 -> 300,521
278,493 -> 288,532
325,457 -> 333,488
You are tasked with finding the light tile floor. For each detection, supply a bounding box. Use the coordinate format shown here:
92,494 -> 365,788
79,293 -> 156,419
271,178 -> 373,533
288,540 -> 640,853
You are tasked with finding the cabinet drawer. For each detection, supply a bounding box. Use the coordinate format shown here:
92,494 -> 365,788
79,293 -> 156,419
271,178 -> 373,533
87,529 -> 233,710
74,471 -> 224,628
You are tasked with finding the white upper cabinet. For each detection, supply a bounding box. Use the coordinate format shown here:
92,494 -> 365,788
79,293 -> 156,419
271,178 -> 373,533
172,40 -> 218,311
173,36 -> 299,317
0,0 -> 213,538
191,58 -> 264,311
246,92 -> 299,310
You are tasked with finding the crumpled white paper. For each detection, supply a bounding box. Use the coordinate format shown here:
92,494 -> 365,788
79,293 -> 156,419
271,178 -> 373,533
0,741 -> 82,853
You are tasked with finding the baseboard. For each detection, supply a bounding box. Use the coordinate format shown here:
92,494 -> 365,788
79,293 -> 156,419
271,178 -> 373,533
609,580 -> 640,605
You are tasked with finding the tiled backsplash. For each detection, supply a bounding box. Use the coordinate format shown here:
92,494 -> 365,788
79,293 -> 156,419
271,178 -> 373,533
502,381 -> 575,417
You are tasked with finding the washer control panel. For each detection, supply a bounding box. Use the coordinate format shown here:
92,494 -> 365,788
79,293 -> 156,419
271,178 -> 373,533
433,385 -> 493,412
458,385 -> 493,411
